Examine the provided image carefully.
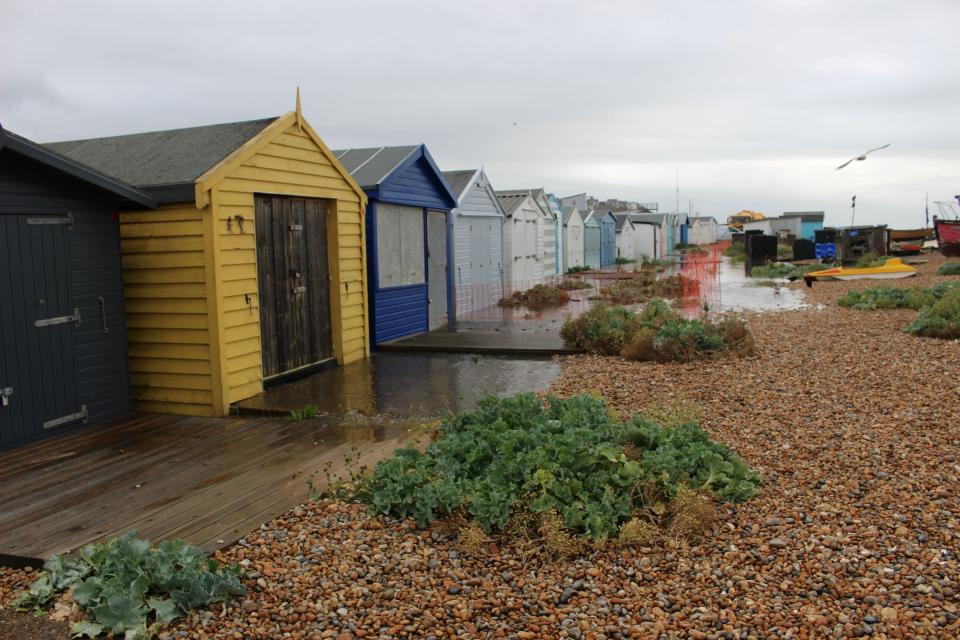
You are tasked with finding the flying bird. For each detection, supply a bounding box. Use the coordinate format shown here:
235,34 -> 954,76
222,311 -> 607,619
835,143 -> 891,170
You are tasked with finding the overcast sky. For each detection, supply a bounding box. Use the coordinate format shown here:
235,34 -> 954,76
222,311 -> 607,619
3,0 -> 959,227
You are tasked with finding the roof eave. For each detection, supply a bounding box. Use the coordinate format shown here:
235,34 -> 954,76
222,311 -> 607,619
0,125 -> 156,209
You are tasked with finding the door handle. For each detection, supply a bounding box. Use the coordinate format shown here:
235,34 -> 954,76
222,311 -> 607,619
1,387 -> 12,407
99,296 -> 109,333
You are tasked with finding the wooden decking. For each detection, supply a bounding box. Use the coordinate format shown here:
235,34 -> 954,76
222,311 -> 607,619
0,412 -> 414,565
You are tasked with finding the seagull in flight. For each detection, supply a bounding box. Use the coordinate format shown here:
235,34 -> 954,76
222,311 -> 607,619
836,143 -> 890,170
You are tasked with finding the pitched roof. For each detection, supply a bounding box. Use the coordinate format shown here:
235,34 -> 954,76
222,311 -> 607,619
562,205 -> 582,225
441,169 -> 478,201
629,212 -> 666,226
495,191 -> 531,217
331,145 -> 419,189
45,118 -> 277,203
613,213 -> 634,231
1,125 -> 155,208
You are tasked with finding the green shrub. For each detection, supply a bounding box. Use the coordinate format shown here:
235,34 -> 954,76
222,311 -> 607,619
724,243 -> 746,263
838,286 -> 936,311
750,262 -> 827,279
558,278 -> 593,291
566,265 -> 592,274
854,252 -> 886,268
499,284 -> 570,311
358,394 -> 761,540
937,262 -> 960,276
614,256 -> 636,265
599,273 -> 685,303
904,288 -> 960,339
15,532 -> 244,639
640,256 -> 672,270
290,404 -> 320,421
837,281 -> 959,311
560,304 -> 644,355
651,319 -> 726,362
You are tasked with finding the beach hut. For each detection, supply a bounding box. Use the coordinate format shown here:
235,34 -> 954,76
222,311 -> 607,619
0,127 -> 155,448
633,221 -> 660,259
48,108 -> 370,416
782,212 -> 825,241
442,168 -> 505,316
562,206 -> 585,270
629,212 -> 667,259
599,210 -> 618,267
614,214 -> 638,261
546,193 -> 565,274
332,145 -> 457,343
583,210 -> 601,268
496,191 -> 545,286
689,216 -> 719,245
500,189 -> 556,278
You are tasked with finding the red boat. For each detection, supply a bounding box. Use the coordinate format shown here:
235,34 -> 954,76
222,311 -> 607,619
934,217 -> 960,244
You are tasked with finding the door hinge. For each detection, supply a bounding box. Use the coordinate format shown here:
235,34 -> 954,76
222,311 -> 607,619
43,405 -> 87,430
1,387 -> 12,407
35,308 -> 81,328
291,286 -> 306,295
26,213 -> 73,228
288,224 -> 303,231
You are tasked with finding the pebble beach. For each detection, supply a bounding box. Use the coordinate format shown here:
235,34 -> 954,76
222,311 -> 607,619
2,256 -> 958,640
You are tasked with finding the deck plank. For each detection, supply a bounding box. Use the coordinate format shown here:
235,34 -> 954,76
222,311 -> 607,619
0,412 -> 415,563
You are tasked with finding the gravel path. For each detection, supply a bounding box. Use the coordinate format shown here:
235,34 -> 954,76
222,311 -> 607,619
2,257 -> 959,639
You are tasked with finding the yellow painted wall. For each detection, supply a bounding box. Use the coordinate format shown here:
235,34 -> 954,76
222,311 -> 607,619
119,205 -> 216,415
211,123 -> 369,407
119,118 -> 369,416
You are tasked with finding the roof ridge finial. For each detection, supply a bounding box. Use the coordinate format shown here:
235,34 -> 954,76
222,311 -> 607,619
295,87 -> 303,133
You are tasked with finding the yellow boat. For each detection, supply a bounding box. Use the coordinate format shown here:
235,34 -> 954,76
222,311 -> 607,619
803,258 -> 917,287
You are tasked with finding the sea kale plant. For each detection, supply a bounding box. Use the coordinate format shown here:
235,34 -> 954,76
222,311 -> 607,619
15,532 -> 245,639
359,394 -> 761,540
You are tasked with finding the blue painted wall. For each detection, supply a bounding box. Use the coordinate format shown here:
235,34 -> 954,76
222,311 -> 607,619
363,146 -> 456,345
600,211 -> 617,267
800,221 -> 823,241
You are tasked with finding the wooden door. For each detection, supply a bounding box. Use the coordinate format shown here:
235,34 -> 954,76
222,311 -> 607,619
0,214 -> 82,447
255,195 -> 333,379
427,210 -> 447,330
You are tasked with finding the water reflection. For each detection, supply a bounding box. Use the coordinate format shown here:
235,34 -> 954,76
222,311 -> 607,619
236,352 -> 561,418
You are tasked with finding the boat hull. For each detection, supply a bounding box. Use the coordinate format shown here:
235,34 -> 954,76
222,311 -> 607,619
934,218 -> 960,244
803,257 -> 917,286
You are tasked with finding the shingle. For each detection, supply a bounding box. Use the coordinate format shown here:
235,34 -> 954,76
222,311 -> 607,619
45,118 -> 277,202
330,146 -> 419,189
441,169 -> 478,200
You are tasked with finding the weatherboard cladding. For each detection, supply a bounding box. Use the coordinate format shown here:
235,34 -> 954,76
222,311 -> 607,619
0,144 -> 140,448
46,118 -> 277,204
336,145 -> 455,343
42,114 -> 370,416
444,169 -> 505,315
600,211 -> 617,267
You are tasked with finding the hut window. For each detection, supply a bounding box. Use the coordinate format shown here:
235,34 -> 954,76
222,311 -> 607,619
376,203 -> 425,288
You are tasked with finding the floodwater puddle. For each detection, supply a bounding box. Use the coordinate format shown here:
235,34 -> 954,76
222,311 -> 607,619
235,352 -> 561,419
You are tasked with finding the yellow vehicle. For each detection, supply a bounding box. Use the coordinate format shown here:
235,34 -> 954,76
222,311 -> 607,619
727,210 -> 766,230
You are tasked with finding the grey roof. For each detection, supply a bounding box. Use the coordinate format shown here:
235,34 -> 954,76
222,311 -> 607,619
45,117 -> 277,203
495,191 -> 531,217
629,212 -> 666,226
562,205 -> 581,225
441,169 -> 477,200
582,210 -> 600,227
782,211 -> 825,222
613,213 -> 634,231
1,125 -> 155,208
331,146 -> 419,190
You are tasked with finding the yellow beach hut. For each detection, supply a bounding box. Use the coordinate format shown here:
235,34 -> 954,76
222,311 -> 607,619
47,106 -> 369,416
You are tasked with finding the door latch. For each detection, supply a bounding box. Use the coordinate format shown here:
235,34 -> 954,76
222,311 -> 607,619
34,308 -> 81,328
1,387 -> 12,407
